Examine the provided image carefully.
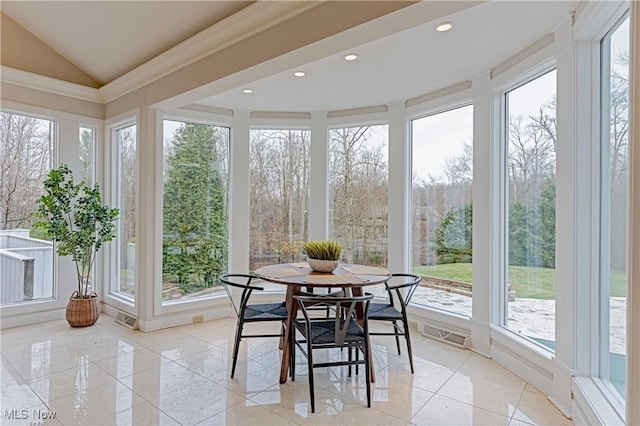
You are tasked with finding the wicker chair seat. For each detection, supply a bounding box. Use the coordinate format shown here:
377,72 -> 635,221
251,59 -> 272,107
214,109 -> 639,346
244,302 -> 288,321
368,303 -> 402,320
295,319 -> 364,344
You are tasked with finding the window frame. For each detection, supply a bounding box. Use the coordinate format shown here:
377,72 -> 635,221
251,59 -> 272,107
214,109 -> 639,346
403,90 -> 475,332
595,10 -> 630,412
104,110 -> 139,315
407,102 -> 475,317
154,108 -> 234,317
570,2 -> 631,424
491,51 -> 557,351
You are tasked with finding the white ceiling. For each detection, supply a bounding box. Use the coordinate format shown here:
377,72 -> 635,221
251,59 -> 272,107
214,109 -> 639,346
1,1 -> 579,112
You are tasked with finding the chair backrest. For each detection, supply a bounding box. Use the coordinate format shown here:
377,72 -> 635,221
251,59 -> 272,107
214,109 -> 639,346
385,273 -> 422,309
294,294 -> 374,346
219,273 -> 264,317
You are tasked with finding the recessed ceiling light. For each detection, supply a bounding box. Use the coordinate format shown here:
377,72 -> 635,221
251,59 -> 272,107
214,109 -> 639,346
242,88 -> 253,94
344,53 -> 359,61
294,71 -> 306,77
436,22 -> 453,32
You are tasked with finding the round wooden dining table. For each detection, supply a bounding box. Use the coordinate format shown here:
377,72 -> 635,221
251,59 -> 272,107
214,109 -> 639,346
254,262 -> 391,384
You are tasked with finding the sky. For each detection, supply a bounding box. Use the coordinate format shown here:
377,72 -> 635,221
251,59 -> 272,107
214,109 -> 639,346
411,105 -> 474,182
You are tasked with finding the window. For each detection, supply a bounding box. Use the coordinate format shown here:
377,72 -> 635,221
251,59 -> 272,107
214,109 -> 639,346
410,105 -> 473,316
504,70 -> 557,350
161,120 -> 229,302
599,15 -> 629,400
329,125 -> 388,267
0,111 -> 54,305
114,124 -> 136,301
249,129 -> 309,276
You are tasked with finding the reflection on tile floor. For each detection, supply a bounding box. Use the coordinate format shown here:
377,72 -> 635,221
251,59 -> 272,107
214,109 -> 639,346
0,316 -> 574,425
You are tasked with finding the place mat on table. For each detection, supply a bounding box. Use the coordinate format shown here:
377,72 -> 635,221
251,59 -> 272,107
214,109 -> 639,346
342,265 -> 390,276
257,267 -> 307,279
303,274 -> 367,285
287,262 -> 311,268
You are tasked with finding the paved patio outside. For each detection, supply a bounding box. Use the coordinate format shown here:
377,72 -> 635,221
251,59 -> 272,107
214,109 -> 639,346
413,288 -> 627,354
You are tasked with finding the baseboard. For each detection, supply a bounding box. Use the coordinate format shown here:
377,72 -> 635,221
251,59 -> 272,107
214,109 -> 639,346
0,307 -> 66,329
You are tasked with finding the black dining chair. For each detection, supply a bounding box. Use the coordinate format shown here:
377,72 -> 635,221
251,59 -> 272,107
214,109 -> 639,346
219,273 -> 288,378
291,293 -> 374,413
368,273 -> 421,373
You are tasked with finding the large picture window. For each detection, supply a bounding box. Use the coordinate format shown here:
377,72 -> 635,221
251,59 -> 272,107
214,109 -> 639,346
249,129 -> 310,272
599,14 -> 629,401
329,125 -> 388,267
0,111 -> 54,305
162,120 -> 229,302
410,105 -> 473,316
504,70 -> 557,350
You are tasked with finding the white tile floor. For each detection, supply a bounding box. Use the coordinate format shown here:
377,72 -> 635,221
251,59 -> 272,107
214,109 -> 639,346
0,315 -> 574,425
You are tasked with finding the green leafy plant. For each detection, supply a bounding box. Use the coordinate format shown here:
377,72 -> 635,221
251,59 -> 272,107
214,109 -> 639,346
303,240 -> 342,261
33,164 -> 119,299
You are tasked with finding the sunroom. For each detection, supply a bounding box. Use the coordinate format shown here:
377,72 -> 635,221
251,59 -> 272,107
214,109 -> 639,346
0,1 -> 638,425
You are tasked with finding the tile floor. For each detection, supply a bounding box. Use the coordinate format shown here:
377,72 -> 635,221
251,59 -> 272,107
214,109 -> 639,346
0,315 -> 574,425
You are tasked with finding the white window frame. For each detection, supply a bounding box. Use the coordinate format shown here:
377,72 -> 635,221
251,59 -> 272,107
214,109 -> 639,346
103,109 -> 139,315
570,2 -> 631,424
595,7 -> 629,415
155,108 -> 234,317
406,101 -> 475,318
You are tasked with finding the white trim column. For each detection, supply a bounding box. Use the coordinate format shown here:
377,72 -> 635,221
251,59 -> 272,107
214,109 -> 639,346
136,106 -> 157,328
470,71 -> 493,357
552,14 -> 580,416
627,3 -> 639,424
387,101 -> 409,272
230,110 -> 250,272
308,112 -> 329,240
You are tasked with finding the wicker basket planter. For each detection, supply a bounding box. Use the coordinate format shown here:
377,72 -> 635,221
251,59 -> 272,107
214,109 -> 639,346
66,291 -> 100,327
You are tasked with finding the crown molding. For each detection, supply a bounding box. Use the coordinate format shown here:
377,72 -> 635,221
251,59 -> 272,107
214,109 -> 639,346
1,1 -> 323,106
1,66 -> 102,103
99,1 -> 323,103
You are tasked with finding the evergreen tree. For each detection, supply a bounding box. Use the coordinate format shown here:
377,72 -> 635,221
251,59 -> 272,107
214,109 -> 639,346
539,182 -> 556,268
435,204 -> 472,264
163,123 -> 227,291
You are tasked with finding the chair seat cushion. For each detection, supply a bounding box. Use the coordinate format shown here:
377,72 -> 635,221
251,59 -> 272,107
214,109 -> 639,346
295,319 -> 365,344
368,303 -> 402,320
244,302 -> 288,320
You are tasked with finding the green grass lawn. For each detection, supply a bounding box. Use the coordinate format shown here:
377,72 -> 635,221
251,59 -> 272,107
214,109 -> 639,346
413,263 -> 627,299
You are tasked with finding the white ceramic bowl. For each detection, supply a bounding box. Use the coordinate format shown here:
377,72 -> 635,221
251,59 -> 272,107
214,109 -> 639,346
306,258 -> 339,273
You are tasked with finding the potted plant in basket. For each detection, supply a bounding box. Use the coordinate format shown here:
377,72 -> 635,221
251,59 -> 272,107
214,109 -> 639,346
33,164 -> 119,327
303,240 -> 342,273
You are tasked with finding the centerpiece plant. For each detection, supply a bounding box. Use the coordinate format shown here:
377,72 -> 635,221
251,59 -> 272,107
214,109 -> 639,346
303,240 -> 342,272
303,240 -> 342,260
33,164 -> 119,326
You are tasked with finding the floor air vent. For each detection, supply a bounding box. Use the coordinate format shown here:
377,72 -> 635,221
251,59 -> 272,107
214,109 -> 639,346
115,312 -> 139,330
422,324 -> 468,349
